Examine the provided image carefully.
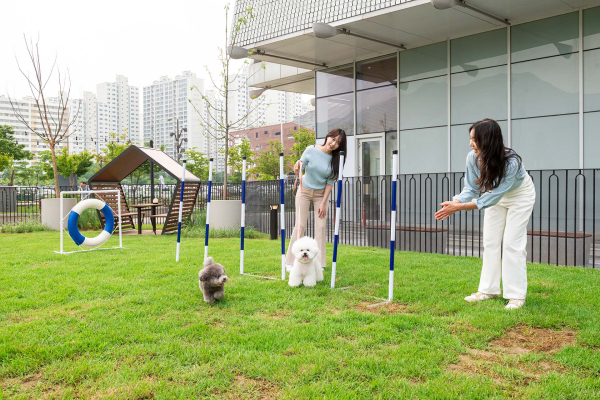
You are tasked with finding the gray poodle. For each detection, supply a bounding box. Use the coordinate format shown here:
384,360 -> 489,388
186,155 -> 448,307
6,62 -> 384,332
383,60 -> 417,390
198,257 -> 228,303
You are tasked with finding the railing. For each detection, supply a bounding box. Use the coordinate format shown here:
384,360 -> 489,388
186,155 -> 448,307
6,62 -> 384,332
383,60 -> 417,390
1,169 -> 598,268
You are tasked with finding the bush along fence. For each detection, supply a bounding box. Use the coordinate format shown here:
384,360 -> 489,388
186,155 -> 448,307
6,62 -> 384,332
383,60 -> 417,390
1,168 -> 599,268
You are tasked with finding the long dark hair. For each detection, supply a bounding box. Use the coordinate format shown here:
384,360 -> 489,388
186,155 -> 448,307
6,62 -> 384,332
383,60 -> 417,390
323,128 -> 347,180
470,119 -> 522,194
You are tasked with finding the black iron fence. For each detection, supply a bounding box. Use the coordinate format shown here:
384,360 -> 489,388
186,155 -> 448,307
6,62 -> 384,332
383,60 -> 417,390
2,169 -> 598,268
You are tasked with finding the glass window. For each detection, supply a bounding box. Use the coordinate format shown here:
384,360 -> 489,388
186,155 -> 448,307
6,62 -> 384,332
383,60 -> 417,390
451,65 -> 508,125
316,93 -> 354,138
584,112 -> 600,168
400,75 -> 447,130
583,6 -> 600,50
400,126 -> 447,174
512,114 -> 579,170
400,41 -> 447,82
357,85 -> 397,134
450,121 -> 508,172
451,28 -> 507,73
385,131 -> 398,176
511,55 -> 578,119
356,55 -> 397,90
584,48 -> 600,112
316,65 -> 353,98
511,12 -> 579,63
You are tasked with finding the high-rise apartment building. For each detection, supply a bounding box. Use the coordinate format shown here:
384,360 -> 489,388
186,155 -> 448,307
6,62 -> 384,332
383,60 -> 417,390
143,71 -> 205,161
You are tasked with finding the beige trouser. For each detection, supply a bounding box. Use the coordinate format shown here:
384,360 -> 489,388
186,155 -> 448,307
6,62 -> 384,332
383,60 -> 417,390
479,174 -> 536,299
285,187 -> 328,266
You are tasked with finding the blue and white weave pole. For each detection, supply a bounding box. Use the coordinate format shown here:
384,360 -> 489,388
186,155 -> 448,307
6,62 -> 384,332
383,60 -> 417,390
389,150 -> 398,301
205,158 -> 213,261
280,152 -> 286,280
330,151 -> 345,289
240,156 -> 246,274
176,159 -> 187,262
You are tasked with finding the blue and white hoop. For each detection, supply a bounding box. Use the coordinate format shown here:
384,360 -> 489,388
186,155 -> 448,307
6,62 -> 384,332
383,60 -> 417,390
68,199 -> 115,248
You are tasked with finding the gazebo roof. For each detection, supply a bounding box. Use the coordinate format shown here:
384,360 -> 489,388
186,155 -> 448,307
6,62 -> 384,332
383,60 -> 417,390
89,146 -> 201,183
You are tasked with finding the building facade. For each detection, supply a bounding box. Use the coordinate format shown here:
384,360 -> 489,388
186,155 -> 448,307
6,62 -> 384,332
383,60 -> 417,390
0,95 -> 69,161
143,71 -> 205,161
235,0 -> 600,178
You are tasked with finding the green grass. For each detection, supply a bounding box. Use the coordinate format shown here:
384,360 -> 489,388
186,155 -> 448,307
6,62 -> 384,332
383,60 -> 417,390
1,232 -> 599,399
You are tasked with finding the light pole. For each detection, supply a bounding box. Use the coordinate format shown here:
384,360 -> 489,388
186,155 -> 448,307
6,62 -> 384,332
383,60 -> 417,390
168,117 -> 188,162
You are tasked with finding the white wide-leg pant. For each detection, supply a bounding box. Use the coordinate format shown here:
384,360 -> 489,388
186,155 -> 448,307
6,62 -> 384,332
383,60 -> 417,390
478,174 -> 536,299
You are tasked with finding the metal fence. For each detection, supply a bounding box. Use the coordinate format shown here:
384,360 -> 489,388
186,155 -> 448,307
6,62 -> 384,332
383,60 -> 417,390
2,168 -> 598,268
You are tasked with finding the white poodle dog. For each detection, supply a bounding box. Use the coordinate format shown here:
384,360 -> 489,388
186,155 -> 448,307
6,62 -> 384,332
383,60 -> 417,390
288,236 -> 323,287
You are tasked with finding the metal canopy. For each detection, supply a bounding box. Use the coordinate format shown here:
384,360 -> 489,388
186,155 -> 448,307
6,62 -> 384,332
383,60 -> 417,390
89,146 -> 201,184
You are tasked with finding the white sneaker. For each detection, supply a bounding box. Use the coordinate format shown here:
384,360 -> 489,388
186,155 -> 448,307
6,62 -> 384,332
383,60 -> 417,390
286,264 -> 294,272
464,292 -> 498,302
505,299 -> 525,310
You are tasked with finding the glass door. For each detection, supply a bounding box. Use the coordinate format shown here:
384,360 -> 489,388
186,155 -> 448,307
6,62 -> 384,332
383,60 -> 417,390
358,136 -> 385,222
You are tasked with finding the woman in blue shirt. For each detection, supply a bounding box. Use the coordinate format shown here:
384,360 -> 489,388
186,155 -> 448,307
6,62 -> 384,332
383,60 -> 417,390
285,128 -> 347,270
435,119 -> 536,309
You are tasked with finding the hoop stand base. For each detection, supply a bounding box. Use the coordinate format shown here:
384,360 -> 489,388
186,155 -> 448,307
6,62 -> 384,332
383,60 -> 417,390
54,246 -> 125,255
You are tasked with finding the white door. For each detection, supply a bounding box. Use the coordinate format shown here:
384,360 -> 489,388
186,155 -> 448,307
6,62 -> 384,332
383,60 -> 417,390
358,136 -> 385,177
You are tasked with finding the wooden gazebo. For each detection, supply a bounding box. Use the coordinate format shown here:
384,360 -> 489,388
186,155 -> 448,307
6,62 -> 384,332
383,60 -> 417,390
88,146 -> 201,235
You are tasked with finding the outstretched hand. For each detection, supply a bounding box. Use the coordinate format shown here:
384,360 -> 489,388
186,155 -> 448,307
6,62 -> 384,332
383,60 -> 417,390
435,201 -> 460,221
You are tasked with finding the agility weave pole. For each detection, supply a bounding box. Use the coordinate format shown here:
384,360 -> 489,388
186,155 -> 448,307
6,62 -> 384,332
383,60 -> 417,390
330,151 -> 345,289
240,156 -> 246,275
280,152 -> 286,280
388,150 -> 398,301
204,158 -> 213,261
176,159 -> 187,262
56,189 -> 123,255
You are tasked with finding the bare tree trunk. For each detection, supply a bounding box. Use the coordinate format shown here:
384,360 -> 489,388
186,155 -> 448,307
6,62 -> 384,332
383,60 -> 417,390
50,143 -> 60,196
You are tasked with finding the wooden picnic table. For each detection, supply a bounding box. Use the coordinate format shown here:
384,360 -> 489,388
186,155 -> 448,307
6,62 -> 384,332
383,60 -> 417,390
130,203 -> 165,234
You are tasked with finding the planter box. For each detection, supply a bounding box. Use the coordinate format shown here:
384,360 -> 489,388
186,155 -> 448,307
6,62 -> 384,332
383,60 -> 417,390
0,187 -> 18,212
366,225 -> 448,254
41,198 -> 77,231
527,230 -> 593,267
210,200 -> 242,230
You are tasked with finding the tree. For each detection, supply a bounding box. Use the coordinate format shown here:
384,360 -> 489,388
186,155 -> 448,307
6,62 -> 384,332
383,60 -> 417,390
290,127 -> 315,165
0,125 -> 33,185
226,139 -> 254,182
94,132 -> 130,171
249,140 -> 292,181
39,148 -> 94,188
190,5 -> 267,199
8,36 -> 82,196
185,147 -> 209,181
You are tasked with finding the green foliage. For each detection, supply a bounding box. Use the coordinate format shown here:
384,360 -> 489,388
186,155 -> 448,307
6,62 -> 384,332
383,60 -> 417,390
290,127 -> 315,163
184,147 -> 209,181
76,209 -> 101,230
249,140 -> 292,180
0,124 -> 33,185
226,139 -> 254,183
182,210 -> 265,238
94,132 -> 130,171
39,148 -> 94,186
0,220 -> 51,233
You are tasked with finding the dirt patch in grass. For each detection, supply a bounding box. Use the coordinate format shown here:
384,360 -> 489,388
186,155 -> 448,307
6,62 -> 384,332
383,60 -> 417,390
352,301 -> 408,314
448,325 -> 576,387
226,375 -> 280,400
491,325 -> 576,355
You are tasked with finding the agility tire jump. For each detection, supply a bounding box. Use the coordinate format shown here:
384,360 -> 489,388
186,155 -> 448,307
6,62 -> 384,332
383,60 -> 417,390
68,199 -> 115,248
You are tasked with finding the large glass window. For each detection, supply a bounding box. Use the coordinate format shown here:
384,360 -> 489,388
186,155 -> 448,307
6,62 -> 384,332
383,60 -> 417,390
400,127 -> 447,174
511,12 -> 579,62
356,55 -> 397,90
357,84 -> 397,134
400,42 -> 447,82
583,48 -> 600,112
584,112 -> 600,168
316,65 -> 353,98
316,93 -> 354,138
584,6 -> 600,50
584,7 -> 600,168
400,75 -> 447,130
385,131 -> 398,176
316,64 -> 354,138
512,114 -> 579,170
451,28 -> 507,73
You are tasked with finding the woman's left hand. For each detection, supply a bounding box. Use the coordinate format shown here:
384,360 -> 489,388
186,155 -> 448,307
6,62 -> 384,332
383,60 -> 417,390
435,201 -> 459,221
318,202 -> 327,219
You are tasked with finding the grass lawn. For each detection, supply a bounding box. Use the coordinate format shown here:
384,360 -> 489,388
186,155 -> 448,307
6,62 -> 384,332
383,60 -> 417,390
1,232 -> 599,399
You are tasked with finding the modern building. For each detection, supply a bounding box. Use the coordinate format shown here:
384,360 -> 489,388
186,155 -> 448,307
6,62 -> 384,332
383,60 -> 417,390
143,71 -> 205,161
230,121 -> 313,154
69,75 -> 139,155
233,0 -> 600,178
0,94 -> 69,161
